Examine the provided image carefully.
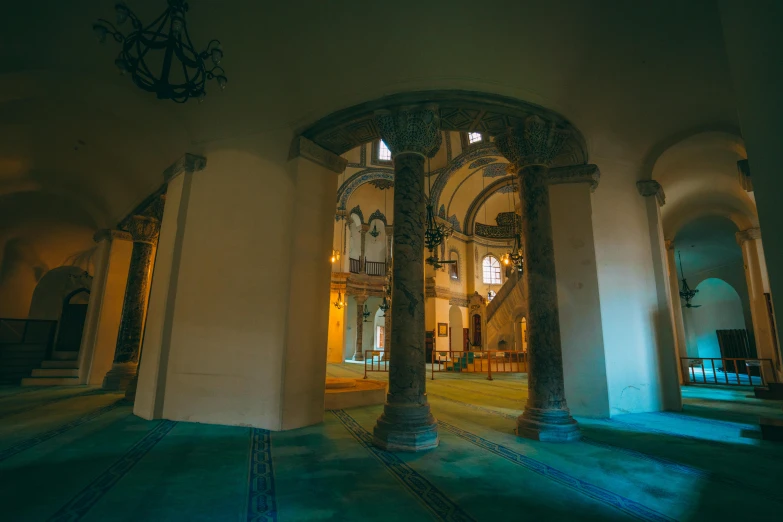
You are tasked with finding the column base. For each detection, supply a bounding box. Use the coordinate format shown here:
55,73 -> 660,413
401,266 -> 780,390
352,352 -> 365,362
516,407 -> 581,442
102,362 -> 138,391
372,401 -> 439,452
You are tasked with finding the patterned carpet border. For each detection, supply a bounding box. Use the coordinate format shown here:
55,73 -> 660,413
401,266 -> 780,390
438,420 -> 675,522
0,401 -> 125,462
332,410 -> 476,522
246,428 -> 277,522
0,389 -> 112,421
47,420 -> 177,522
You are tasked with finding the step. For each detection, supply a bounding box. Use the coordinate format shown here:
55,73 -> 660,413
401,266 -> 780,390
41,360 -> 80,369
754,387 -> 783,400
20,376 -> 80,386
31,368 -> 79,378
51,351 -> 79,361
768,382 -> 783,393
759,417 -> 783,442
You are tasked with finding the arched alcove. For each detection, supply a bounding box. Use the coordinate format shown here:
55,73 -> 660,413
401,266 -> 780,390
54,288 -> 90,353
688,278 -> 746,359
28,266 -> 93,321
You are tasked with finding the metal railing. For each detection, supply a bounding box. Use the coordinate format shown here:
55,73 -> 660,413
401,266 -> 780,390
432,350 -> 526,380
363,350 -> 388,378
349,258 -> 362,274
365,261 -> 386,277
680,357 -> 777,386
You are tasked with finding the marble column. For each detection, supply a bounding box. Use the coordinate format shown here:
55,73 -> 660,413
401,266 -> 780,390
352,295 -> 368,361
665,240 -> 691,374
360,225 -> 369,273
103,214 -> 160,392
372,104 -> 441,452
495,115 -> 580,442
736,228 -> 780,381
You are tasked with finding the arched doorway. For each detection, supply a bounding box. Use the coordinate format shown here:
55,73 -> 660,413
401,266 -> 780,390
54,288 -> 90,353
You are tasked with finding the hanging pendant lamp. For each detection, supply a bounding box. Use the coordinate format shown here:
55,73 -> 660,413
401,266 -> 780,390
678,251 -> 700,308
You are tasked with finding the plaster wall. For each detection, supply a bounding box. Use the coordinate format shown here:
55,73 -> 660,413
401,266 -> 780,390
326,291 -> 346,363
549,183 -> 610,418
689,278 -> 745,359
136,133 -> 334,431
592,159 -> 678,415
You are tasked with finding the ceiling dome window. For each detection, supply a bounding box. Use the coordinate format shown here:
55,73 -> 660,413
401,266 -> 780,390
378,140 -> 392,162
468,132 -> 483,144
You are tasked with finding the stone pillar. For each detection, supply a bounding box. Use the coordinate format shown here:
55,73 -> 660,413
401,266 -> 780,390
372,104 -> 441,452
360,225 -> 369,273
352,295 -> 368,361
737,228 -> 780,381
103,214 -> 161,392
495,115 -> 580,442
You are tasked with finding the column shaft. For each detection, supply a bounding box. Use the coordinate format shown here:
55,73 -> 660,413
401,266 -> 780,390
383,309 -> 392,361
353,295 -> 367,361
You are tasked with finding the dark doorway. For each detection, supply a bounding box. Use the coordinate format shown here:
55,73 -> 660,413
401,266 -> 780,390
54,289 -> 90,352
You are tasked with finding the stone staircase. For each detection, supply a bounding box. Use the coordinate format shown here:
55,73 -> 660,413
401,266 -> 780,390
20,351 -> 80,386
485,270 -> 526,350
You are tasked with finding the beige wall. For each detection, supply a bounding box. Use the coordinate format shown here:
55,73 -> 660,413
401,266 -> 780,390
550,183 -> 610,418
136,134 -> 337,431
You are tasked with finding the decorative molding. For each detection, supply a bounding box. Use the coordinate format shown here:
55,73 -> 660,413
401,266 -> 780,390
736,227 -> 761,245
360,143 -> 367,166
94,229 -> 132,243
475,212 -> 521,239
438,204 -> 446,219
349,205 -> 364,224
449,296 -> 469,307
447,215 -> 461,233
445,131 -> 453,161
374,105 -> 442,158
163,153 -> 207,183
447,247 -> 462,283
469,157 -> 495,169
636,180 -> 666,206
737,159 -> 752,192
369,179 -> 394,190
482,163 -> 508,178
367,209 -> 388,226
336,168 -> 394,208
123,216 -> 161,244
548,163 -> 601,192
494,115 -> 569,168
431,143 -> 499,209
289,136 -> 348,174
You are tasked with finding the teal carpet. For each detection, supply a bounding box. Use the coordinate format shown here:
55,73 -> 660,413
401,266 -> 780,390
1,364 -> 782,521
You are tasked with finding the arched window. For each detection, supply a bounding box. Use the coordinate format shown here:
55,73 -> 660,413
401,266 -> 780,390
378,140 -> 392,161
482,256 -> 501,285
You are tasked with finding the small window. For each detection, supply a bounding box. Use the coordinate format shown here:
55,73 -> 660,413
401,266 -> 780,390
449,252 -> 459,280
468,132 -> 483,144
482,256 -> 501,285
378,141 -> 392,162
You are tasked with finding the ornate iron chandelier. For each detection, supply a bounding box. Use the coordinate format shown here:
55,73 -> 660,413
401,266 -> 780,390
500,176 -> 524,272
424,159 -> 455,269
678,251 -> 700,308
333,290 -> 346,310
379,269 -> 391,315
362,303 -> 372,322
93,1 -> 227,103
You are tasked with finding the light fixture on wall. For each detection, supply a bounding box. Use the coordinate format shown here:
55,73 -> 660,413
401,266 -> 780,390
677,251 -> 701,308
93,1 -> 227,103
369,223 -> 380,238
379,272 -> 391,316
362,303 -> 372,322
330,249 -> 340,264
333,290 -> 346,310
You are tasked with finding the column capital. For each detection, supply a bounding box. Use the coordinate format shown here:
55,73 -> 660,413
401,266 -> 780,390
93,229 -> 132,243
374,104 -> 442,159
636,180 -> 666,206
736,227 -> 761,245
494,115 -> 569,169
354,294 -> 369,305
548,164 -> 601,191
124,215 -> 161,244
163,153 -> 207,183
289,136 -> 348,173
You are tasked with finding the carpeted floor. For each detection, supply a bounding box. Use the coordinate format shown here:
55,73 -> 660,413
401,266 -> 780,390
1,363 -> 782,521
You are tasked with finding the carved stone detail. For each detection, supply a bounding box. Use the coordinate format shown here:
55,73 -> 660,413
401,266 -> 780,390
124,216 -> 161,244
636,180 -> 666,206
494,115 -> 569,168
374,105 -> 442,159
548,164 -> 601,191
93,229 -> 132,243
289,136 -> 348,174
163,153 -> 207,182
736,227 -> 761,245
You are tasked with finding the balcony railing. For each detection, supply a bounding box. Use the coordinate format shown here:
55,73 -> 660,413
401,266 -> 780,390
349,258 -> 361,274
680,357 -> 777,386
365,261 -> 386,277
